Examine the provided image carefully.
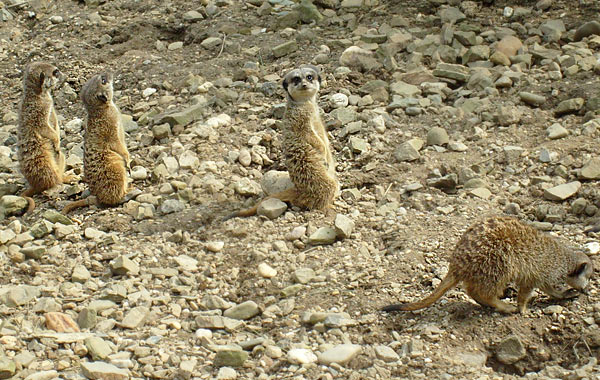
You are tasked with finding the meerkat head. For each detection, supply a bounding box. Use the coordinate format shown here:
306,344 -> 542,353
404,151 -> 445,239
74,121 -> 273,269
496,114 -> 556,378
566,250 -> 593,291
81,72 -> 114,109
23,62 -> 62,94
282,65 -> 321,103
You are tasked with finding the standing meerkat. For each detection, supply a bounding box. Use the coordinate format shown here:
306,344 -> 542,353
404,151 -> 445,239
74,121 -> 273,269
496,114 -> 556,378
18,62 -> 74,212
225,65 -> 338,219
382,216 -> 593,314
63,72 -> 130,214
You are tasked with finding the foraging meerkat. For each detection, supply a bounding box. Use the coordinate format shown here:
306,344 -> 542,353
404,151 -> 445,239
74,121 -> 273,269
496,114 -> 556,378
225,65 -> 338,219
18,62 -> 74,212
63,72 -> 130,214
382,216 -> 593,314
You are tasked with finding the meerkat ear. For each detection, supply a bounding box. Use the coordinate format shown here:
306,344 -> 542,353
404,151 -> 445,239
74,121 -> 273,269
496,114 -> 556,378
570,262 -> 589,277
39,72 -> 46,84
304,64 -> 321,83
282,77 -> 289,92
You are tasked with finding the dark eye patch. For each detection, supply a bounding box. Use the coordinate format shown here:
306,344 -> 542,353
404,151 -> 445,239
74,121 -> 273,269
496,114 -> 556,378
292,76 -> 301,85
52,69 -> 60,77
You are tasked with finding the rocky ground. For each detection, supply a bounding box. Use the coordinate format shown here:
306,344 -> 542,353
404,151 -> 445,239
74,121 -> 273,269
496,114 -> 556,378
1,0 -> 600,379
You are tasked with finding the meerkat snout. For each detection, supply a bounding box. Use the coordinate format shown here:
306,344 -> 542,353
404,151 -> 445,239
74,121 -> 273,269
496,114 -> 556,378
41,68 -> 61,90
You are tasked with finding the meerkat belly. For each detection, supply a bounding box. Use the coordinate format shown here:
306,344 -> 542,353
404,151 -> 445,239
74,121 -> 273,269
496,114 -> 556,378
84,149 -> 127,204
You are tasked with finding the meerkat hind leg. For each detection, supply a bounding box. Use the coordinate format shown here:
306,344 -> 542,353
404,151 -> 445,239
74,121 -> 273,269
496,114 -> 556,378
516,285 -> 534,314
466,285 -> 518,314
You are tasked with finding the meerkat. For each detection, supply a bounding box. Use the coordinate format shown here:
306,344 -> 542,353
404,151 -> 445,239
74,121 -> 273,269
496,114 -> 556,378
225,65 -> 338,220
63,72 -> 130,214
382,216 -> 593,314
18,62 -> 74,212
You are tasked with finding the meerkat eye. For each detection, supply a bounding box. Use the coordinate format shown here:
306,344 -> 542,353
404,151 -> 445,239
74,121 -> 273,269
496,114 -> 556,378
52,69 -> 60,77
101,77 -> 107,85
306,74 -> 313,81
292,77 -> 301,85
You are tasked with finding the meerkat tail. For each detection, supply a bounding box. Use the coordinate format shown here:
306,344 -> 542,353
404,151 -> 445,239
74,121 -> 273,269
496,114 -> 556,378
20,188 -> 36,213
223,188 -> 299,221
63,199 -> 91,214
381,274 -> 459,312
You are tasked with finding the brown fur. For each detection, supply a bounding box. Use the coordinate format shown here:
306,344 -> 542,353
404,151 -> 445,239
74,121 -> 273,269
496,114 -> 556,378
225,65 -> 338,220
382,216 -> 593,314
63,72 -> 130,214
18,62 -> 74,212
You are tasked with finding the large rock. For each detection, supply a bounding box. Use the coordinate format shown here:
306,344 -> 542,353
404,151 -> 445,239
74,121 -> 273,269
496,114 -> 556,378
426,127 -> 449,146
257,198 -> 287,219
495,35 -> 522,57
318,344 -> 362,366
223,301 -> 260,320
544,181 -> 581,201
496,335 -> 526,365
439,7 -> 466,24
261,170 -> 294,195
0,195 -> 28,217
288,348 -> 318,364
214,349 -> 248,368
0,357 -> 15,379
432,63 -> 469,82
394,138 -> 423,162
581,158 -> 600,179
0,285 -> 40,307
308,227 -> 337,245
339,46 -> 382,71
120,306 -> 149,329
80,362 -> 130,380
156,102 -> 207,128
574,21 -> 600,41
85,336 -> 112,361
555,98 -> 584,116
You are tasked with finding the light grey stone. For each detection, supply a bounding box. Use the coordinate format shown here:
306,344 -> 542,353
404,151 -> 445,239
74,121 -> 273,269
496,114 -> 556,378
581,158 -> 600,179
546,123 -> 568,139
519,92 -> 546,107
349,136 -> 368,153
0,195 -> 28,217
0,285 -> 40,307
85,336 -> 112,361
159,199 -> 185,214
21,245 -> 46,260
223,301 -> 260,320
390,81 -> 420,97
433,63 -> 469,82
318,344 -> 362,366
234,178 -> 262,196
496,335 -> 526,365
110,256 -> 139,276
120,306 -> 149,329
214,349 -> 248,368
374,345 -> 400,362
426,127 -> 449,146
288,348 -> 318,364
544,181 -> 581,201
80,362 -> 129,380
334,214 -> 354,239
293,268 -> 316,284
272,40 -> 298,58
394,138 -> 424,162
555,98 -> 585,116
308,227 -> 337,245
